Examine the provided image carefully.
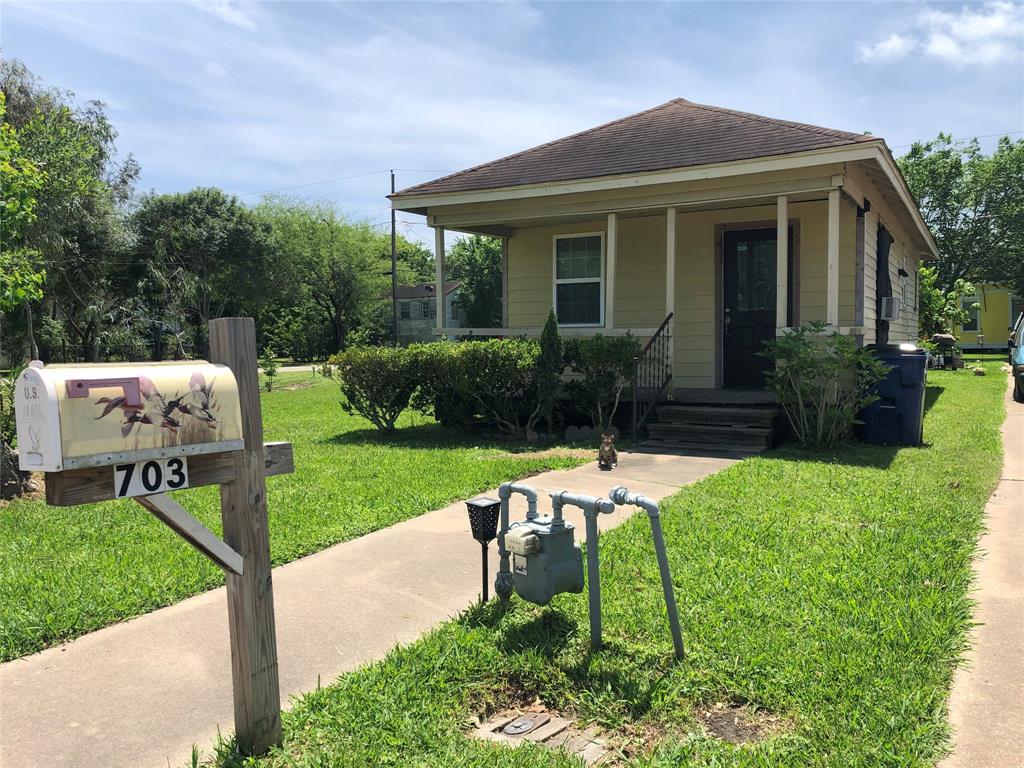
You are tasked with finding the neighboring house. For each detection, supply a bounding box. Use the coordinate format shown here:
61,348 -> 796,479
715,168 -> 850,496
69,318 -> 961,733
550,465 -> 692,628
390,98 -> 937,394
396,281 -> 462,344
956,283 -> 1024,350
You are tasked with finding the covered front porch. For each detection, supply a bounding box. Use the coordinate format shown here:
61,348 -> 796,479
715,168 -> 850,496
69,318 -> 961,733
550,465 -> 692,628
427,167 -> 858,393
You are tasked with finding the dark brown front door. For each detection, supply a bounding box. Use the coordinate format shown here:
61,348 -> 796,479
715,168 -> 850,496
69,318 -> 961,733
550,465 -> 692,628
723,227 -> 791,388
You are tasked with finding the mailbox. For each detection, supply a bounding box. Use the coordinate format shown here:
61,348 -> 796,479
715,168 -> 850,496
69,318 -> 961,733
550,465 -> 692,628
15,361 -> 244,471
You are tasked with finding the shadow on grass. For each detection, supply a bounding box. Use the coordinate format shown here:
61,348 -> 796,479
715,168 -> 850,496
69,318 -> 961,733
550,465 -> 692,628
924,384 -> 944,415
496,610 -> 577,658
325,421 -> 611,454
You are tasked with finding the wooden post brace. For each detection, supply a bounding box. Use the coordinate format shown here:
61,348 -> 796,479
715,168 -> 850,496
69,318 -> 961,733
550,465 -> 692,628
136,493 -> 244,575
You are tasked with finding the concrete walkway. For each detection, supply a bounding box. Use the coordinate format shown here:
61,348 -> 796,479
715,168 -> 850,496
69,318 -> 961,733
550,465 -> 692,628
940,378 -> 1024,768
0,451 -> 736,768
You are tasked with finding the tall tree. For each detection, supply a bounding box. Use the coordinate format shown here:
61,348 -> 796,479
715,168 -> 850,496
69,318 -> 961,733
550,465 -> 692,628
1,57 -> 138,361
0,93 -> 45,315
131,188 -> 273,357
446,234 -> 503,327
899,134 -> 1024,294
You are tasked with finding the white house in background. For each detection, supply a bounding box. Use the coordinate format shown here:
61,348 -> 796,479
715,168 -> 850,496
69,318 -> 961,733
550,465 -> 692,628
396,281 -> 463,344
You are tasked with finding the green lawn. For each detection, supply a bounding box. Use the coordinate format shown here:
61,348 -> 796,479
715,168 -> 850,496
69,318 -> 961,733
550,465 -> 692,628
207,364 -> 1006,768
0,373 -> 588,661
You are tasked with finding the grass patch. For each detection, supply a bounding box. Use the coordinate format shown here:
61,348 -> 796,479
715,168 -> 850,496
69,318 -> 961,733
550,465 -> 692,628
0,372 -> 588,661
206,364 -> 1006,767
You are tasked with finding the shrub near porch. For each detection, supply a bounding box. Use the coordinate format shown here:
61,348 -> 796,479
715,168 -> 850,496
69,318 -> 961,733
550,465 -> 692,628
209,363 -> 1005,767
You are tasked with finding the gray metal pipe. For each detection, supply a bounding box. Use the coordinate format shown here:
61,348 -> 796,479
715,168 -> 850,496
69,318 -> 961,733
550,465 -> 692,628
495,482 -> 539,599
609,486 -> 684,660
550,491 -> 614,649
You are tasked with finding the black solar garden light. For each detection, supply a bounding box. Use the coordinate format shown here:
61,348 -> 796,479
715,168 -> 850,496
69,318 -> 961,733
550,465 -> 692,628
466,496 -> 501,602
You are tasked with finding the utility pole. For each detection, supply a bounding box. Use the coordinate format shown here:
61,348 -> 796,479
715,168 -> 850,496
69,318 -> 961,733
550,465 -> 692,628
390,170 -> 399,346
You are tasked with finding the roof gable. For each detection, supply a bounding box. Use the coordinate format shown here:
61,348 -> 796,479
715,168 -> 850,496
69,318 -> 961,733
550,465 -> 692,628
394,99 -> 876,198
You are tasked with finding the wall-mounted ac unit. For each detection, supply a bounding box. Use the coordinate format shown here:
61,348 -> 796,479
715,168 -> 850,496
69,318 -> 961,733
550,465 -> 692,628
879,296 -> 902,322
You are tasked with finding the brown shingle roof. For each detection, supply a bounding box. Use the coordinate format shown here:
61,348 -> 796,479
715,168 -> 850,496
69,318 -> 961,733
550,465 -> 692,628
393,99 -> 877,198
394,281 -> 459,299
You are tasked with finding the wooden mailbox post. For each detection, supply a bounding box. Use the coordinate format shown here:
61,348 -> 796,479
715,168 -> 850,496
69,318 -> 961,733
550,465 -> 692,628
15,317 -> 289,756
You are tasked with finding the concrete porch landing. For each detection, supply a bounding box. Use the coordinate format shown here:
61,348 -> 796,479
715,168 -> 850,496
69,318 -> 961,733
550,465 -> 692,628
0,451 -> 737,768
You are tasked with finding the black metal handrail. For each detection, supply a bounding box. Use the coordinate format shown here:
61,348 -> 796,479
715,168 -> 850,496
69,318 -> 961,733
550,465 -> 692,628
632,312 -> 673,438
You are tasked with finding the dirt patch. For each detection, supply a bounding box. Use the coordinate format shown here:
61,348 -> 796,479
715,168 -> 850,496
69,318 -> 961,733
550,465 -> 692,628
696,701 -> 787,745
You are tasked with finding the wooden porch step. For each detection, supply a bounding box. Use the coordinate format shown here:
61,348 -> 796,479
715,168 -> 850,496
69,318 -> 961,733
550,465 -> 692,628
646,422 -> 772,448
636,440 -> 766,458
656,404 -> 778,427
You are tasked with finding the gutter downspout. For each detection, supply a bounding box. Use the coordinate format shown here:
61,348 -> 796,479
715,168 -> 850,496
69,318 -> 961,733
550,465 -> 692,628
550,491 -> 614,649
609,486 -> 685,660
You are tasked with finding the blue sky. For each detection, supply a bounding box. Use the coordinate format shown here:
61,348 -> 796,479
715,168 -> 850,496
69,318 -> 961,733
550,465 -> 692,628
4,1 -> 1022,244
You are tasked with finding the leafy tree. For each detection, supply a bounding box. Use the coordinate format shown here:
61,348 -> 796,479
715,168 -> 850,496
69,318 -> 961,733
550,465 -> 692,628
0,93 -> 45,315
899,134 -> 1024,294
131,188 -> 273,356
446,235 -> 502,327
1,58 -> 138,361
918,266 -> 977,337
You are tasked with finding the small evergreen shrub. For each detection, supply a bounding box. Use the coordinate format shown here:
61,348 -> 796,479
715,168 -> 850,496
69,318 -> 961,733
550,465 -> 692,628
330,346 -> 420,431
564,334 -> 640,431
761,322 -> 891,449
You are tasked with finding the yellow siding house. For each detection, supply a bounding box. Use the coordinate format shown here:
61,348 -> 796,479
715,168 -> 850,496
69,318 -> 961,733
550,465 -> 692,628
956,284 -> 1024,351
391,100 -> 937,395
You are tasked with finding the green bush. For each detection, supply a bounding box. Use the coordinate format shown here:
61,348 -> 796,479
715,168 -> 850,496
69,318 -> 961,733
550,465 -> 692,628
330,346 -> 420,431
761,322 -> 891,449
528,309 -> 564,435
564,334 -> 640,430
411,339 -> 541,435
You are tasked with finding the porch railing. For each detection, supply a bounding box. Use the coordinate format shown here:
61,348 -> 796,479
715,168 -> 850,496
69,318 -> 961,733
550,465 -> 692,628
631,312 -> 673,439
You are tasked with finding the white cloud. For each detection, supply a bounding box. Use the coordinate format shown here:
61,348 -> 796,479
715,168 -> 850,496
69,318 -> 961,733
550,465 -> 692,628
858,1 -> 1023,67
191,0 -> 257,31
204,61 -> 227,78
858,33 -> 917,62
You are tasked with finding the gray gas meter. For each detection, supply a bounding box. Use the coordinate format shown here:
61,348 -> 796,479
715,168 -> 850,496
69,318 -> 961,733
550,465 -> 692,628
504,516 -> 583,606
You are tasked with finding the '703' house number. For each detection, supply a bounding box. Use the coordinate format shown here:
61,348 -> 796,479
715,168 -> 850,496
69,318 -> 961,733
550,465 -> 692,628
114,457 -> 190,498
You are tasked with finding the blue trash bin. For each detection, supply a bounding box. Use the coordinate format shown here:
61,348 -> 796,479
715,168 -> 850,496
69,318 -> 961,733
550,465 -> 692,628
857,344 -> 928,446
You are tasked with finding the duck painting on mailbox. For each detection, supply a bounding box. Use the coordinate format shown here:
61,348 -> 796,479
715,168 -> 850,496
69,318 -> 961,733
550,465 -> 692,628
15,361 -> 244,472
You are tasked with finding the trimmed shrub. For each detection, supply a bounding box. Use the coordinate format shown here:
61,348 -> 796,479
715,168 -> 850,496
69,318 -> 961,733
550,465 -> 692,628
565,334 -> 641,431
330,346 -> 420,431
411,339 -> 541,435
761,322 -> 891,449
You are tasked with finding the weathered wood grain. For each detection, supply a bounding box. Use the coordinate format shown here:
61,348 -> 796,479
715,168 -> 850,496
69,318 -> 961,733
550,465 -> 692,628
135,493 -> 243,575
43,442 -> 293,507
210,317 -> 282,755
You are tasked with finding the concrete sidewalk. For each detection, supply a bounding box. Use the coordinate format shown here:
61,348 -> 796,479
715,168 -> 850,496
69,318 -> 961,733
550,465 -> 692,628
940,379 -> 1024,768
0,451 -> 736,768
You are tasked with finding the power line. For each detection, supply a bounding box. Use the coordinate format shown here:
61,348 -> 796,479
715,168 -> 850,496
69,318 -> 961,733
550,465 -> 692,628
236,167 -> 450,198
889,130 -> 1024,150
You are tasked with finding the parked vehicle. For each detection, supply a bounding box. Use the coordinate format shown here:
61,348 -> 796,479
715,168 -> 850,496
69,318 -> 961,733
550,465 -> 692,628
1010,311 -> 1023,363
1012,313 -> 1024,403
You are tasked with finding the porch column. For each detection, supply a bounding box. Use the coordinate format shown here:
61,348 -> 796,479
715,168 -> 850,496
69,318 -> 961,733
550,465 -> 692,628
665,207 -> 676,367
434,226 -> 446,334
605,212 -> 617,329
501,236 -> 509,327
827,188 -> 840,328
776,195 -> 788,333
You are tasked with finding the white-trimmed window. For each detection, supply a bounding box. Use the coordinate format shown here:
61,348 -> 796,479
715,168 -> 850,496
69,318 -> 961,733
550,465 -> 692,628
553,233 -> 604,326
961,296 -> 979,331
399,301 -> 411,321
